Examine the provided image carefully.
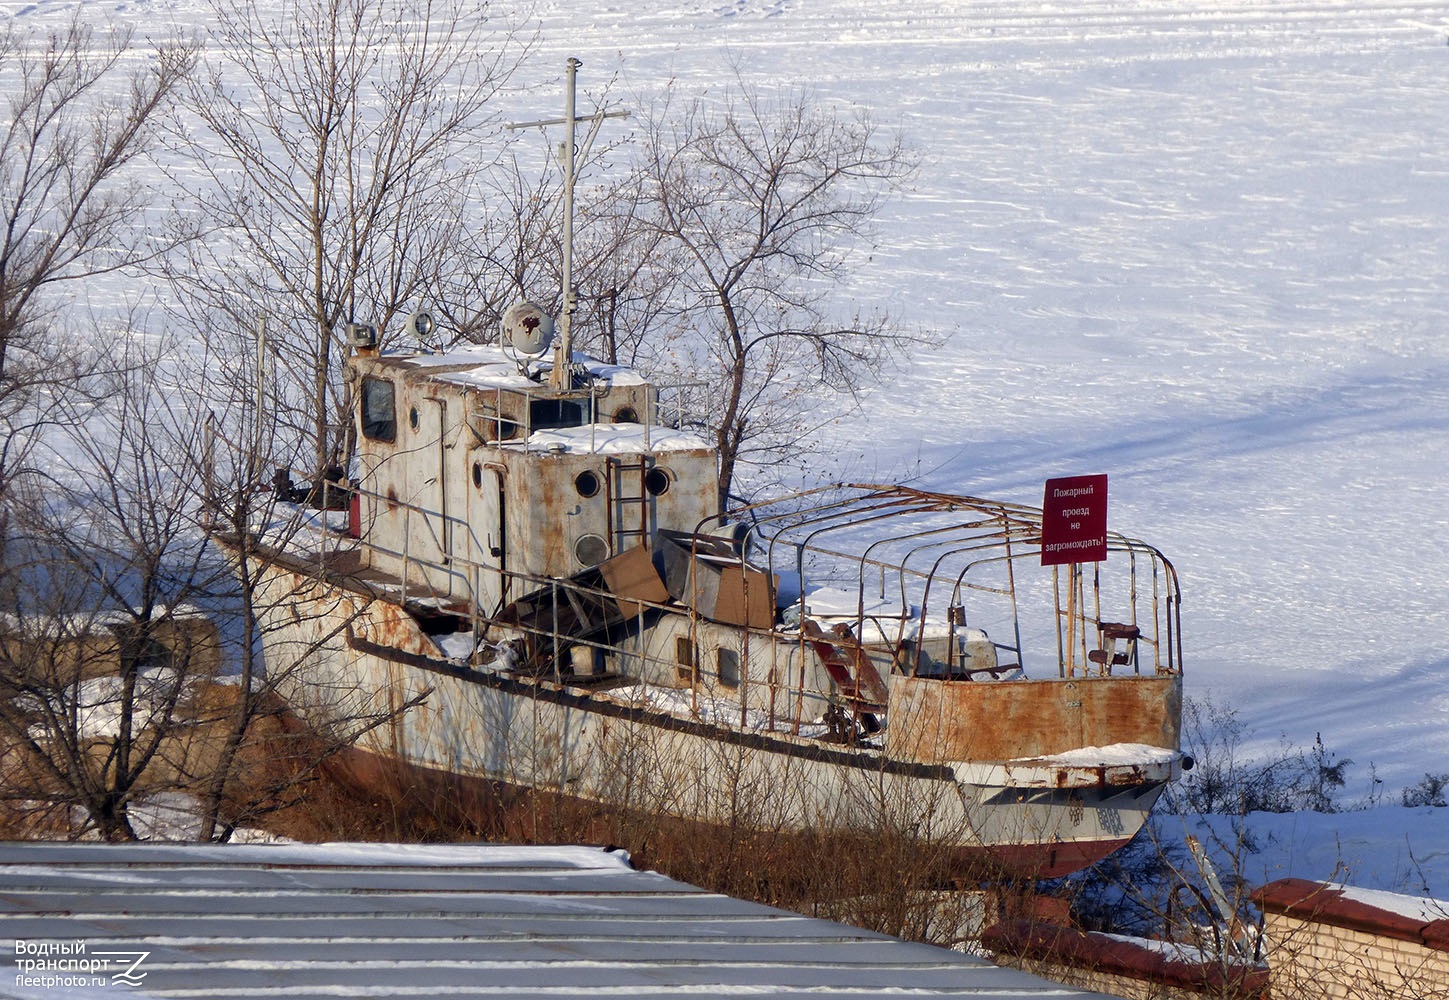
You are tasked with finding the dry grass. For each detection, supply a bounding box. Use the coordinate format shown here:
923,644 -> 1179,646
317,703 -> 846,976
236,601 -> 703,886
238,746 -> 1025,950
1,683 -> 1038,953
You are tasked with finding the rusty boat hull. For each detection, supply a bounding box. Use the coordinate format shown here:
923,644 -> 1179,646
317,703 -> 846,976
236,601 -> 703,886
244,540 -> 1183,879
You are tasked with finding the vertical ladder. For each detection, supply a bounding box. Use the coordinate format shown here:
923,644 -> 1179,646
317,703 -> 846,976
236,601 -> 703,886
607,457 -> 651,553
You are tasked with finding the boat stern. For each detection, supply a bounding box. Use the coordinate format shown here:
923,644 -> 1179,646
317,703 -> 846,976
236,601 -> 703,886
886,671 -> 1183,765
886,671 -> 1184,877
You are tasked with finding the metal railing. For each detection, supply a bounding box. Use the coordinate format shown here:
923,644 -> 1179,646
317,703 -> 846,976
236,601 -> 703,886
701,483 -> 1183,682
303,479 -> 841,736
261,475 -> 1180,741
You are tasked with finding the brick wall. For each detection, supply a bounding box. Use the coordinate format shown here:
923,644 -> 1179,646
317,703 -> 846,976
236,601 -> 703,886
1251,878 -> 1449,999
982,919 -> 1268,999
983,880 -> 1449,999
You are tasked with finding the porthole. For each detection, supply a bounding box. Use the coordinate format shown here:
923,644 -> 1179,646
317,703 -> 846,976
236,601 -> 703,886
472,462 -> 483,489
614,406 -> 640,424
575,533 -> 609,567
409,406 -> 420,430
644,467 -> 671,496
575,470 -> 601,498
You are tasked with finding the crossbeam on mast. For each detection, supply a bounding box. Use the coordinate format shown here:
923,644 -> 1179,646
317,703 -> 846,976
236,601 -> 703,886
507,58 -> 630,389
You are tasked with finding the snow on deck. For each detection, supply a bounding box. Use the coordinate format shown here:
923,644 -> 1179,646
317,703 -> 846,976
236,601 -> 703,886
509,422 -> 710,455
607,682 -> 835,741
0,841 -> 1131,999
1028,744 -> 1182,767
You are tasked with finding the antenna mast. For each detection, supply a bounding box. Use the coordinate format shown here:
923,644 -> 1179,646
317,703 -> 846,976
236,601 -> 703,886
557,57 -> 580,389
507,58 -> 629,389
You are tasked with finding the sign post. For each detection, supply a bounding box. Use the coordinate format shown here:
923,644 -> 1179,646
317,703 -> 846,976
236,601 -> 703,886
1042,474 -> 1108,676
1041,474 -> 1108,566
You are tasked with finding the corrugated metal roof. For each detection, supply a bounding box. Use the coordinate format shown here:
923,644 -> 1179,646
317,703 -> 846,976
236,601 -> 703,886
0,842 -> 1123,999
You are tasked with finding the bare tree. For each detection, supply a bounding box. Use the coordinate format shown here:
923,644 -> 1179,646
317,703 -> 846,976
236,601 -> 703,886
573,167 -> 692,369
0,320 -> 407,841
0,333 -> 231,839
629,77 -> 919,504
429,151 -> 566,345
0,16 -> 192,381
184,322 -> 419,842
0,16 -> 193,555
169,0 -> 527,479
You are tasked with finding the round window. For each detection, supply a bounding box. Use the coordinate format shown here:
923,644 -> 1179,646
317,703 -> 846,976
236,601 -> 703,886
575,534 -> 609,567
644,468 -> 671,496
409,406 -> 420,430
613,406 -> 640,424
575,470 -> 601,498
472,462 -> 483,489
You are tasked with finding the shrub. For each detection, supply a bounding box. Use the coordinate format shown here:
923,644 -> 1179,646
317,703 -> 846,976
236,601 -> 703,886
1402,773 -> 1449,809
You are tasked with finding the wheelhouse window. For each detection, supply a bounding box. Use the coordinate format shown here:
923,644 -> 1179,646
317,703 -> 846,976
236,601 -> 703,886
361,377 -> 397,441
530,398 -> 586,430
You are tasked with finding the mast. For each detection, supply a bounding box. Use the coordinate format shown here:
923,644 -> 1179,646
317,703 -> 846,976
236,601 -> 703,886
555,57 -> 580,390
508,59 -> 628,390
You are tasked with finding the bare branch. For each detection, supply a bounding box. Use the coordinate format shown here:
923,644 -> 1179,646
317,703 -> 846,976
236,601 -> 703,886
626,74 -> 921,502
167,0 -> 529,477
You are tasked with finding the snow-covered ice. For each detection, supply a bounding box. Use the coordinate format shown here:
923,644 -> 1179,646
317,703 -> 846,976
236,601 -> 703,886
4,0 -> 1446,892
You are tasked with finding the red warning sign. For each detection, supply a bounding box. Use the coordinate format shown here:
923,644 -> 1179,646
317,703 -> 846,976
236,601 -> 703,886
1041,474 -> 1108,565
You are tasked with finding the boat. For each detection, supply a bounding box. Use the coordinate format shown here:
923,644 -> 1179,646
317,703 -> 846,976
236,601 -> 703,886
222,306 -> 1184,878
221,62 -> 1184,878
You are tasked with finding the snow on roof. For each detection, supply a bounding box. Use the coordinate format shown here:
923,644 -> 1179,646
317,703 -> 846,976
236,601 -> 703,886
512,422 -> 710,454
792,584 -> 912,619
0,841 -> 1130,999
386,345 -> 649,390
0,605 -> 212,638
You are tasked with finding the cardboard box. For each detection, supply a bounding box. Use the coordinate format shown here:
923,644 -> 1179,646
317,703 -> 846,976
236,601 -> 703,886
657,531 -> 776,630
598,544 -> 670,618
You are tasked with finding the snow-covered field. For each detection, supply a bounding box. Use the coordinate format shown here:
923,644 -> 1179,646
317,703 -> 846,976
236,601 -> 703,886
6,0 -> 1447,892
532,0 -> 1449,895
